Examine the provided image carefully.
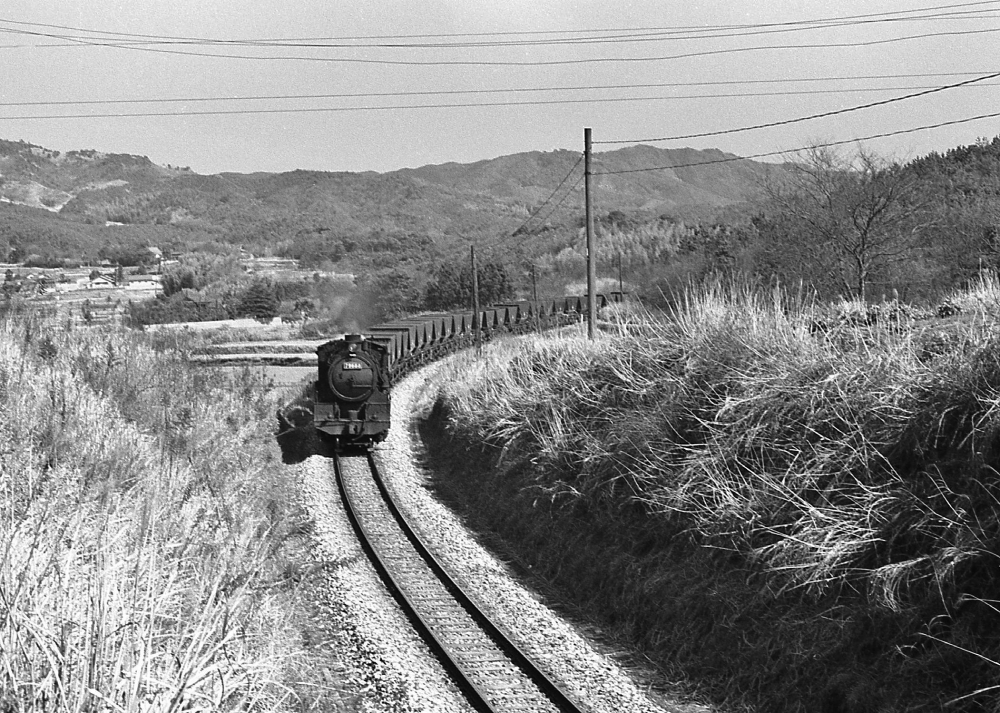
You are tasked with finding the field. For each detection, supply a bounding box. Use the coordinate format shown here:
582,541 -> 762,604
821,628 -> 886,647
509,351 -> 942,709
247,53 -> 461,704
423,275 -> 1000,712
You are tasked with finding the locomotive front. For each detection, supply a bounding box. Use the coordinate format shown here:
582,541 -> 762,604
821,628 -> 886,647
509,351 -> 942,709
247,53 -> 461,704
314,334 -> 391,452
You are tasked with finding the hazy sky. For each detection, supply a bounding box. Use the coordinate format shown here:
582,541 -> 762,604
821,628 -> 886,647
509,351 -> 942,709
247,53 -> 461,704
2,0 -> 999,175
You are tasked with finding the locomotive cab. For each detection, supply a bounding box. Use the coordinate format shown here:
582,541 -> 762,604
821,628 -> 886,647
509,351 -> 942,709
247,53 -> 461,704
314,334 -> 391,452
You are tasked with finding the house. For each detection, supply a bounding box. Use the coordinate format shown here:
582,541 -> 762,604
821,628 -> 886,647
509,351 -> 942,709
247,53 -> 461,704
88,275 -> 116,289
126,275 -> 162,291
145,247 -> 163,272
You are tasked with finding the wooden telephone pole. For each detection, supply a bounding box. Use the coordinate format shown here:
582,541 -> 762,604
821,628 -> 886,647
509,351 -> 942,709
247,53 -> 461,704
585,127 -> 597,340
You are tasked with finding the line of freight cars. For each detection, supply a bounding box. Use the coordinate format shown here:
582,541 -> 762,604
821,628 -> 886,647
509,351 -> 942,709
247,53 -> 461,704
277,292 -> 625,457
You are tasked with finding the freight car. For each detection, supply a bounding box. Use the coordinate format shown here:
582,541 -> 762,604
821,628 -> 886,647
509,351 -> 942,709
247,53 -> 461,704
288,293 -> 623,455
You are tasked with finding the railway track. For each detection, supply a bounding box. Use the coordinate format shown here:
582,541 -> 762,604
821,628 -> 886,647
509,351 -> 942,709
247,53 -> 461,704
334,452 -> 588,713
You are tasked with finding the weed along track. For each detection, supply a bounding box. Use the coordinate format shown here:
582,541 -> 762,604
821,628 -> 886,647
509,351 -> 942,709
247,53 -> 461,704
333,451 -> 585,713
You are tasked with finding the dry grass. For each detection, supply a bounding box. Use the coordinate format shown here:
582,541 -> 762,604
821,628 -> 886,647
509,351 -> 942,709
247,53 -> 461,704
431,276 -> 1000,711
0,314 -> 345,712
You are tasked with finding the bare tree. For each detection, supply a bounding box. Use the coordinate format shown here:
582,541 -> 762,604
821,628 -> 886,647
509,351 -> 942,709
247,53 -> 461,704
760,146 -> 932,301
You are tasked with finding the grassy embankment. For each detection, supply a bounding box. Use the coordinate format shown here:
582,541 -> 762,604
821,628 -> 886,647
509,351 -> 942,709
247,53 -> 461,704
423,277 -> 1000,712
0,311 -> 347,711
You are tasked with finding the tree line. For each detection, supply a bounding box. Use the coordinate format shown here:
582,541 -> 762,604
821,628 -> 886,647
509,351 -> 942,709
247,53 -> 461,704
532,137 -> 1000,306
127,250 -> 515,330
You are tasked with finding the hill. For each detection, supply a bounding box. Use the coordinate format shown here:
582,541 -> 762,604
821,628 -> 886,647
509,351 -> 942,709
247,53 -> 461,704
0,137 -> 777,271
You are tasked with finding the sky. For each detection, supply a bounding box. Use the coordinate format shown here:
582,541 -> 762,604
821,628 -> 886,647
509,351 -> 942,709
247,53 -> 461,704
1,0 -> 999,175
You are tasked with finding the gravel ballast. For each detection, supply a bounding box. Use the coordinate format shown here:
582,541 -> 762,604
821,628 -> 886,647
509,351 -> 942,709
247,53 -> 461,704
294,355 -> 714,712
296,455 -> 471,712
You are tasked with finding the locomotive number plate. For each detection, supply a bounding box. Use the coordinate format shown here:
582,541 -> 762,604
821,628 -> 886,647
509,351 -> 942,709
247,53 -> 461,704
342,361 -> 364,370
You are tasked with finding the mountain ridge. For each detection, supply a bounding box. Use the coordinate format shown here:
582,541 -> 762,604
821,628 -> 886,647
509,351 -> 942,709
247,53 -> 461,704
0,137 -> 772,212
0,137 -> 779,268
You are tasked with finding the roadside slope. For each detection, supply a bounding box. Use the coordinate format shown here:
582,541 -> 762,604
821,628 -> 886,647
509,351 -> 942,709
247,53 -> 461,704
419,285 -> 1000,712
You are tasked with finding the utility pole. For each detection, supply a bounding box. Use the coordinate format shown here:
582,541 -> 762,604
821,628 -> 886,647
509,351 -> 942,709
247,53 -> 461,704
530,263 -> 537,302
585,127 -> 596,340
471,245 -> 481,353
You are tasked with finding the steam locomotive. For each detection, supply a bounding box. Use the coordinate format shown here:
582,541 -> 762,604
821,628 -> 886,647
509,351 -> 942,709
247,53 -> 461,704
291,294 -> 621,455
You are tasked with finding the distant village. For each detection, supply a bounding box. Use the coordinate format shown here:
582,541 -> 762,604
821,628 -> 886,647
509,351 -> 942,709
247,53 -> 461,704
2,250 -> 305,295
2,268 -> 162,297
1,248 -> 305,326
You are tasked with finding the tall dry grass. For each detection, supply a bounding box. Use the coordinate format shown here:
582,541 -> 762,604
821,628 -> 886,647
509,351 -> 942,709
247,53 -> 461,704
432,276 -> 1000,709
0,314 -> 334,712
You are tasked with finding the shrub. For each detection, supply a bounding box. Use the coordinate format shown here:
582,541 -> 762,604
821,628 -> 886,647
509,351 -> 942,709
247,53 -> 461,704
237,279 -> 281,320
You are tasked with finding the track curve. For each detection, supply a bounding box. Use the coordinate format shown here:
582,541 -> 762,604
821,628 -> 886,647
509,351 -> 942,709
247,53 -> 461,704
334,452 -> 588,713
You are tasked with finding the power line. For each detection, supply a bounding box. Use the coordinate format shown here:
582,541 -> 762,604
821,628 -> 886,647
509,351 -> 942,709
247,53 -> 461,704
0,0 -> 998,45
1,1 -> 997,48
509,108 -> 1000,248
507,174 -> 586,258
0,82 -> 1000,119
0,85 -> 976,121
2,71 -> 998,108
594,110 -> 1000,176
533,174 -> 585,227
4,82 -> 999,122
508,154 -> 584,238
594,70 -> 1000,144
1,19 -> 999,67
6,11 -> 1000,50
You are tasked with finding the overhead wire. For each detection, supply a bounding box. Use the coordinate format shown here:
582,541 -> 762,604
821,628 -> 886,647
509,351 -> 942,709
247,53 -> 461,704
503,109 -> 1000,260
39,28 -> 1000,68
1,9 -> 999,67
508,154 -> 584,240
594,69 -> 1000,144
1,2 -> 997,154
3,81 -> 999,121
1,26 -> 997,67
4,11 -> 1000,49
508,106 -> 1000,261
497,155 -> 588,266
507,174 -> 587,261
496,110 -> 1000,243
0,4 -> 996,220
1,71 -> 999,110
594,110 -> 1000,176
1,1 -> 998,48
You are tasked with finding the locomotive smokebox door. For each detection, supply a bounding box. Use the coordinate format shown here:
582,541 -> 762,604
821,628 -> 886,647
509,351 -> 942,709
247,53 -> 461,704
329,355 -> 375,402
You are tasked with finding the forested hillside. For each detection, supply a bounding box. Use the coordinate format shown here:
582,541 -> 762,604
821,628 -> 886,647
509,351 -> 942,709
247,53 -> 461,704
4,135 -> 1000,310
0,138 -> 771,277
590,137 -> 1000,306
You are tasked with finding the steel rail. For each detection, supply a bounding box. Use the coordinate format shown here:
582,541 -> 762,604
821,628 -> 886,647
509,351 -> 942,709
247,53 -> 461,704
332,453 -> 496,712
363,452 -> 586,713
334,451 -> 587,712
